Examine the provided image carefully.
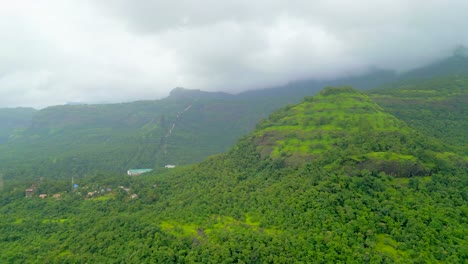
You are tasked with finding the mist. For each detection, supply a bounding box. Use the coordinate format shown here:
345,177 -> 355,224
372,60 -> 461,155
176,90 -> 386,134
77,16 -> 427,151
1,0 -> 467,108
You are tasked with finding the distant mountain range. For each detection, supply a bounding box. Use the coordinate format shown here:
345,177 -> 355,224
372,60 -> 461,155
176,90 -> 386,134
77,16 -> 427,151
0,54 -> 467,180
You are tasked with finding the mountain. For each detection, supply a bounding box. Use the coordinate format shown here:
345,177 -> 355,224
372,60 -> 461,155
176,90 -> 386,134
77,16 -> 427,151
399,52 -> 468,80
0,72 -> 393,179
237,68 -> 397,104
0,90 -> 274,179
0,51 -> 467,262
0,87 -> 465,262
248,87 -> 464,176
368,75 -> 468,154
1,54 -> 468,181
168,87 -> 232,100
0,107 -> 36,144
237,52 -> 468,104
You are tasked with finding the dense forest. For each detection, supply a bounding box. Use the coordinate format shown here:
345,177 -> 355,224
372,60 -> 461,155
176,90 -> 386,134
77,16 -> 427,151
0,86 -> 466,263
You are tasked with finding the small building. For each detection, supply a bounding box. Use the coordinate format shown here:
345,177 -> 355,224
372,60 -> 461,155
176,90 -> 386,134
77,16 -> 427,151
119,186 -> 130,193
127,168 -> 153,176
130,194 -> 138,199
165,164 -> 176,169
39,194 -> 48,199
25,188 -> 36,198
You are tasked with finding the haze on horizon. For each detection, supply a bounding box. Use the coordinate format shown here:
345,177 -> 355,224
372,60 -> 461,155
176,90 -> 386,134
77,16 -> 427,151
1,0 -> 468,108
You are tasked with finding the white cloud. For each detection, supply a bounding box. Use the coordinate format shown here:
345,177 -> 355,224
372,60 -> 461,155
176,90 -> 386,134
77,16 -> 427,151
0,0 -> 467,108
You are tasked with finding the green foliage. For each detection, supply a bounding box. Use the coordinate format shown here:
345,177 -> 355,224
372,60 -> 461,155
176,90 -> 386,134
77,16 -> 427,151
1,56 -> 468,262
0,91 -> 283,181
251,86 -> 462,176
0,85 -> 466,262
0,150 -> 465,262
2,57 -> 468,182
369,75 -> 468,154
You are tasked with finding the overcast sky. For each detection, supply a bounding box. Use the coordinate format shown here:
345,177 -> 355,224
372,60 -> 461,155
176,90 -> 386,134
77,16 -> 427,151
1,0 -> 467,108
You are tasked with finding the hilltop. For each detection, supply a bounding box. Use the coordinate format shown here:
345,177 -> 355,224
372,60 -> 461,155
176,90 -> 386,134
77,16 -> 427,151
246,87 -> 464,176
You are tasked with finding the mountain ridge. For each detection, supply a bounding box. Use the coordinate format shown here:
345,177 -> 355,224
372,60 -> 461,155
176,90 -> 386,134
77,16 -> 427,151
0,54 -> 467,180
235,86 -> 463,176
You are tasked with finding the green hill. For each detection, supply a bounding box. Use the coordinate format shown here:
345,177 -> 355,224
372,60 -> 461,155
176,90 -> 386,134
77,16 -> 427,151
0,87 -> 465,263
369,75 -> 468,154
250,86 -> 464,176
0,89 -> 278,179
0,53 -> 467,262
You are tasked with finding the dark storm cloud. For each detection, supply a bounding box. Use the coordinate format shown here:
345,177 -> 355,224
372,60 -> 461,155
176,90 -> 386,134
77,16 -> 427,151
1,0 -> 467,108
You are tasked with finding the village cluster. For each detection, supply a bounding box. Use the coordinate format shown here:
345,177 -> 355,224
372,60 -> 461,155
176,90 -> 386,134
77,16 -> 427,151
24,183 -> 137,200
24,166 -> 174,199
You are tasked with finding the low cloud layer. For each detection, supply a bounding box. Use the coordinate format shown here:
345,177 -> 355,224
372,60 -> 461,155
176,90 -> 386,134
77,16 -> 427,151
1,0 -> 467,108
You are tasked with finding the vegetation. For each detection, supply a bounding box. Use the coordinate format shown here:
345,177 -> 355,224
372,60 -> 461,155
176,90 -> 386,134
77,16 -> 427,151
252,87 -> 464,176
369,75 -> 468,154
0,89 -> 281,180
0,55 -> 467,262
2,55 -> 468,181
0,85 -> 466,263
0,107 -> 36,143
1,160 -> 466,262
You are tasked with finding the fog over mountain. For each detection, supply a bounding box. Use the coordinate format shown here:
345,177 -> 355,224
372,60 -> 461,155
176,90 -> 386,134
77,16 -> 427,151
1,0 -> 468,108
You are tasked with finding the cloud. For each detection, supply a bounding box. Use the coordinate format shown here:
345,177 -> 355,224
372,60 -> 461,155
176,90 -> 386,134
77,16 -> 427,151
1,0 -> 467,108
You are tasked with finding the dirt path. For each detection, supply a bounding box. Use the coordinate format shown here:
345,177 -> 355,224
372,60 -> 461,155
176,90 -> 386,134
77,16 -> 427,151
161,103 -> 193,154
0,173 -> 4,192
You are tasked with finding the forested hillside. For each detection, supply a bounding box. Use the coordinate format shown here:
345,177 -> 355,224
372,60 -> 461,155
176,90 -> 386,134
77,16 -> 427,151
0,87 -> 465,263
1,55 -> 468,183
0,88 -> 279,181
2,2 -> 468,262
0,70 -> 386,179
252,87 -> 464,176
369,75 -> 468,154
0,57 -> 467,262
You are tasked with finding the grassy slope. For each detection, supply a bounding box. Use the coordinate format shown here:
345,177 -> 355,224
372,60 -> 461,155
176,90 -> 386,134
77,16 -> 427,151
251,87 -> 464,176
